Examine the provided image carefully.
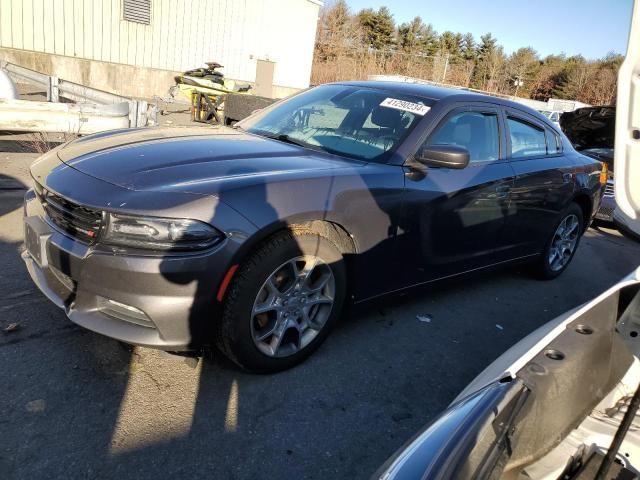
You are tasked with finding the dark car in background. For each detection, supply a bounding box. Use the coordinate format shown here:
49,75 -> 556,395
560,106 -> 640,239
23,81 -> 605,372
560,106 -> 616,222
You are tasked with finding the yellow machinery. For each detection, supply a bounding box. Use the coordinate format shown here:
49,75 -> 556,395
171,62 -> 253,124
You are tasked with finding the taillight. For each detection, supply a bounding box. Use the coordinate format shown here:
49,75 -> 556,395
599,162 -> 608,185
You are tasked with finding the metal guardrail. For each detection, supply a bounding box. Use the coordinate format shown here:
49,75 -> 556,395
0,60 -> 156,128
0,98 -> 131,134
1,61 -> 50,95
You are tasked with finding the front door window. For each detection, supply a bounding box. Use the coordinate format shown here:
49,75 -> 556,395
427,111 -> 500,162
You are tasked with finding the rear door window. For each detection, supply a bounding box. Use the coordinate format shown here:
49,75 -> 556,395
546,129 -> 561,154
427,111 -> 500,163
507,117 -> 547,158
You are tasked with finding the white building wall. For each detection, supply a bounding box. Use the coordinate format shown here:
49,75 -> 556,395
0,0 -> 321,90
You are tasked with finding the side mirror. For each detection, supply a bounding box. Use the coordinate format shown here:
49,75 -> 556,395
415,145 -> 470,169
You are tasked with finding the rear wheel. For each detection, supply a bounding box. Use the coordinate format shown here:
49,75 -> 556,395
216,230 -> 346,372
534,203 -> 584,280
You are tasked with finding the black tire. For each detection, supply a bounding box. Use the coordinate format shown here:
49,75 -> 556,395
216,229 -> 346,373
534,203 -> 584,280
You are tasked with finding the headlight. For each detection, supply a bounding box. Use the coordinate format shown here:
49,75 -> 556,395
102,214 -> 223,251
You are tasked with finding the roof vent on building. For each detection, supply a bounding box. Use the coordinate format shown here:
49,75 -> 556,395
123,0 -> 151,25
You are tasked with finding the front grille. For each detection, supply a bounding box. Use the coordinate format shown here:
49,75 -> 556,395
604,180 -> 615,197
36,187 -> 103,243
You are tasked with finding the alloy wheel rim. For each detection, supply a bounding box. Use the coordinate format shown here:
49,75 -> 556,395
548,214 -> 580,272
250,255 -> 335,358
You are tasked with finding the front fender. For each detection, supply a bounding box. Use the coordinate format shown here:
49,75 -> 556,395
217,164 -> 405,300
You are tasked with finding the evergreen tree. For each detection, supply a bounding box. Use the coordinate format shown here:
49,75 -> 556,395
553,55 -> 588,99
476,33 -> 498,59
397,17 -> 437,55
439,31 -> 462,58
357,6 -> 396,50
471,33 -> 505,91
460,33 -> 476,61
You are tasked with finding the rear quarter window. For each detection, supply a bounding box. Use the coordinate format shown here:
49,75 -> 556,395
546,129 -> 561,154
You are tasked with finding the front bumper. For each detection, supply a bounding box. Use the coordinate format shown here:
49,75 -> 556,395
21,210 -> 235,350
21,177 -> 257,352
22,144 -> 259,350
595,193 -> 616,222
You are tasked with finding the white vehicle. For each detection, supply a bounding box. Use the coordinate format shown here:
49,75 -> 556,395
615,208 -> 640,241
0,68 -> 18,100
539,109 -> 561,127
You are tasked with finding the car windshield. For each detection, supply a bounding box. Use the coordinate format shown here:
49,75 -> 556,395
239,84 -> 431,161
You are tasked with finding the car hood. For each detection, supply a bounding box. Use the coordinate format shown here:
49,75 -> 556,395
560,106 -> 615,151
57,126 -> 360,195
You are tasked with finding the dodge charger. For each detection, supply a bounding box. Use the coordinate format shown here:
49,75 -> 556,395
22,82 -> 605,372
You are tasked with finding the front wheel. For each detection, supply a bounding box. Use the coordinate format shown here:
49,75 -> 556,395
216,230 -> 346,372
534,203 -> 584,280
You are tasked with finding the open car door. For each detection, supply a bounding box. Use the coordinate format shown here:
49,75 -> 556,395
615,0 -> 640,219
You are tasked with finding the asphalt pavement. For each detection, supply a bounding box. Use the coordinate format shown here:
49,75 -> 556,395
2,134 -> 640,480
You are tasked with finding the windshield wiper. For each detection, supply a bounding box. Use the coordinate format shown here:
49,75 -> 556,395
257,131 -> 317,150
274,134 -> 310,148
250,130 -> 366,161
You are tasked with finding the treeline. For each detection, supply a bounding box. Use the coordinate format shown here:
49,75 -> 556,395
312,1 -> 622,105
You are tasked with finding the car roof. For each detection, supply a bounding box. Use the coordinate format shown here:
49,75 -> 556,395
332,80 -> 556,129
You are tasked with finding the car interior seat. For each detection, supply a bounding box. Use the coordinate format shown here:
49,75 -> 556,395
368,106 -> 407,149
451,114 -> 495,161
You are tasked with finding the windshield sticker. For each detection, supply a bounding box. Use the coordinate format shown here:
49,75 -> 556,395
380,98 -> 430,116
